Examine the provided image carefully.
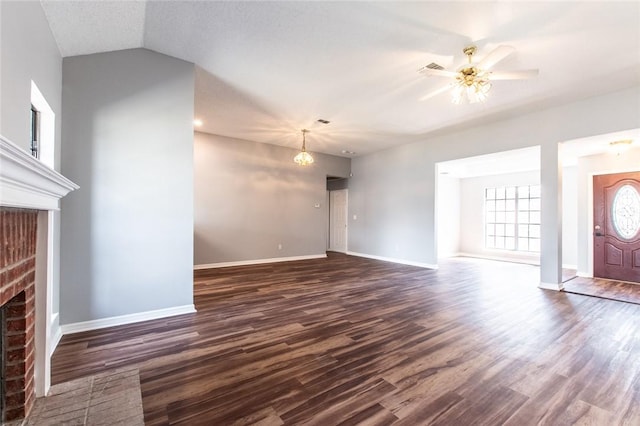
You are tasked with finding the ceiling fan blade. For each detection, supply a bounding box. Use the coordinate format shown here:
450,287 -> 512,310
418,67 -> 458,78
419,84 -> 451,101
490,69 -> 539,80
477,45 -> 515,70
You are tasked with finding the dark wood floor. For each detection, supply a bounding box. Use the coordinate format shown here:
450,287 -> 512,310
52,253 -> 640,425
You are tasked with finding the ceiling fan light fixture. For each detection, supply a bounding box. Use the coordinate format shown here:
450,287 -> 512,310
419,44 -> 535,104
452,77 -> 491,104
294,129 -> 314,166
609,139 -> 633,156
451,46 -> 492,104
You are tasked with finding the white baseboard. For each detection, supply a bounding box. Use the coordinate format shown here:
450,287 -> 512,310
50,312 -> 62,355
194,254 -> 327,270
562,264 -> 578,270
576,271 -> 592,278
437,252 -> 462,259
539,281 -> 564,291
457,252 -> 540,266
60,304 -> 196,335
346,251 -> 438,269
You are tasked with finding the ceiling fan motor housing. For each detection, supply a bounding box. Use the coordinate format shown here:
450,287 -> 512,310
459,66 -> 480,86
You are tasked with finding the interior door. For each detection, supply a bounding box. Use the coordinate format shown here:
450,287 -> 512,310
329,189 -> 348,252
593,172 -> 640,283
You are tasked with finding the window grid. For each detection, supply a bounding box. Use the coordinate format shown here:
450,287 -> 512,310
485,185 -> 540,253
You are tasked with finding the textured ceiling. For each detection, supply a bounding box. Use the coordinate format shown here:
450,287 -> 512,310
41,1 -> 640,157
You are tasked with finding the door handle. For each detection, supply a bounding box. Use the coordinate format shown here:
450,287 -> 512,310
594,232 -> 604,237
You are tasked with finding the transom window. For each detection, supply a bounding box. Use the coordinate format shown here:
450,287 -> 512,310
485,185 -> 541,252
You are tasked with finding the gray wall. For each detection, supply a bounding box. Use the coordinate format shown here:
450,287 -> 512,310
0,1 -> 64,318
194,132 -> 350,265
349,87 -> 640,272
60,49 -> 195,324
1,1 -> 62,158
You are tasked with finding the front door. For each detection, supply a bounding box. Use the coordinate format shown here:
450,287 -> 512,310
593,172 -> 640,283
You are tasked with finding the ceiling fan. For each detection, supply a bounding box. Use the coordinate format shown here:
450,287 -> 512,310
418,45 -> 539,104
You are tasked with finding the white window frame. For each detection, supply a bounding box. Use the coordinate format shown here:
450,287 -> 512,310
484,185 -> 541,253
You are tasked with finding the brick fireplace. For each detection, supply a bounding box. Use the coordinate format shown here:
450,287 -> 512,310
0,208 -> 38,421
0,134 -> 78,422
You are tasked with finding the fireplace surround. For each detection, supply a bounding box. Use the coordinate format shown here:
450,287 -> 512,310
0,208 -> 37,421
0,135 -> 77,422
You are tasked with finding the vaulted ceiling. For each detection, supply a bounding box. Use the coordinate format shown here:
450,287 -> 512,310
41,1 -> 640,157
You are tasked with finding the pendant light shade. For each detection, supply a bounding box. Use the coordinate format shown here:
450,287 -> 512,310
294,129 -> 314,166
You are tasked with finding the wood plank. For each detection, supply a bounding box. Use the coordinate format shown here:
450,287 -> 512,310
51,254 -> 640,424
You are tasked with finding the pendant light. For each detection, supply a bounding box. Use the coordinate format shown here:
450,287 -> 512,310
294,129 -> 314,166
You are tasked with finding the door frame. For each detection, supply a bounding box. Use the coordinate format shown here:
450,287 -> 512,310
587,166 -> 640,277
328,189 -> 348,253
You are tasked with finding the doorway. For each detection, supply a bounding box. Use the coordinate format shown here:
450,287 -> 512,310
593,171 -> 640,283
329,189 -> 348,253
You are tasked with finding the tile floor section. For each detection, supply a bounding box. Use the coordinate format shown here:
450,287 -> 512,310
25,367 -> 144,425
563,276 -> 640,305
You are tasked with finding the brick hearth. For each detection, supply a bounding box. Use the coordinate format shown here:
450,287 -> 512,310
0,208 -> 38,422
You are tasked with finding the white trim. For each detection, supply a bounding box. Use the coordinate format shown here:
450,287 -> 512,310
539,281 -> 564,291
60,304 -> 196,335
437,254 -> 460,260
194,254 -> 327,270
34,211 -> 54,397
50,313 -> 62,356
576,271 -> 592,278
346,251 -> 438,269
562,264 -> 578,270
457,252 -> 540,266
0,134 -> 78,210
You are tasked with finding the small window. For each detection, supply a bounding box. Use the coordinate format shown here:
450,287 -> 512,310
485,185 -> 541,252
30,105 -> 40,159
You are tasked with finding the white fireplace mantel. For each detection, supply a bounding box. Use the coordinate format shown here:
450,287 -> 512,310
0,134 -> 78,210
1,133 -> 78,398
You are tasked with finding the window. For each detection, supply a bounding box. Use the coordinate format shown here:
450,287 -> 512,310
30,105 -> 40,159
30,81 -> 55,168
485,185 -> 541,252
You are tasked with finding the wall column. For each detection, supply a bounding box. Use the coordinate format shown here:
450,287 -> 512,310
540,142 -> 563,290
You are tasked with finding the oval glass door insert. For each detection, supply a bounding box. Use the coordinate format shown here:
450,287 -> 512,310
612,184 -> 640,239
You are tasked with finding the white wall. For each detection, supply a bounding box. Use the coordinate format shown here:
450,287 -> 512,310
576,146 -> 640,276
194,132 -> 350,265
459,170 -> 540,263
562,166 -> 578,268
349,86 -> 640,283
0,1 -> 64,325
60,49 -> 195,324
436,174 -> 460,258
